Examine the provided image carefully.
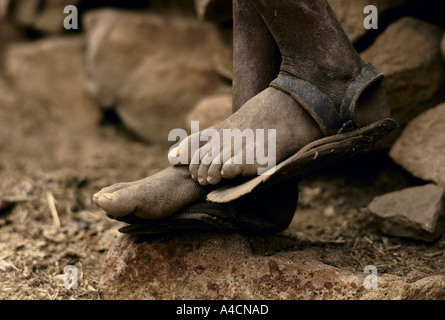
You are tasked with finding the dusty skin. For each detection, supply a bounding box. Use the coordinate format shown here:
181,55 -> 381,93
0,75 -> 443,298
1,0 -> 444,300
94,0 -> 390,220
1,117 -> 444,299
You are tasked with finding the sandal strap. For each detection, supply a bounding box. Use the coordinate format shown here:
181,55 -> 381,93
111,201 -> 284,234
270,63 -> 384,136
270,75 -> 341,136
340,63 -> 384,131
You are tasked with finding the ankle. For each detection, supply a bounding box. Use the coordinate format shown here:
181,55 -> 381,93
279,57 -> 365,112
354,83 -> 391,127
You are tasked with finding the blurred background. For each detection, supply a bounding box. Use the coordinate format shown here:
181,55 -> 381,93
1,0 -> 444,147
0,0 -> 444,299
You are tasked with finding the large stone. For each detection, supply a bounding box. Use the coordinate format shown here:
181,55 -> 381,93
2,0 -> 81,34
210,29 -> 233,81
361,17 -> 444,139
1,36 -> 101,164
2,0 -> 39,26
0,21 -> 23,63
83,9 -> 231,144
361,275 -> 445,300
147,0 -> 194,13
194,0 -> 232,22
185,91 -> 232,130
441,33 -> 445,62
0,76 -> 19,151
33,0 -> 81,34
368,184 -> 445,242
99,232 -> 445,300
0,0 -> 10,19
327,0 -> 406,43
3,36 -> 97,125
99,233 -> 364,300
390,103 -> 445,187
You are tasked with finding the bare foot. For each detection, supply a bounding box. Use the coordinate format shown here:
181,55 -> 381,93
93,166 -> 208,219
94,75 -> 389,218
172,0 -> 391,187
173,86 -> 323,186
93,0 -> 391,220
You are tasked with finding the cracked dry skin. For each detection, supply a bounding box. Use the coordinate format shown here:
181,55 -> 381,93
94,0 -> 390,221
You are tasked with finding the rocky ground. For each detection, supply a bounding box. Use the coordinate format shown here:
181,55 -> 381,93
0,0 -> 444,300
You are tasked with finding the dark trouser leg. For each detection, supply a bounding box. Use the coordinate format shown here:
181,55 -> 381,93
232,0 -> 281,112
250,0 -> 365,111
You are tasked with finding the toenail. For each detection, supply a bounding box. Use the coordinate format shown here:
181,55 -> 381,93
168,146 -> 180,159
101,193 -> 115,201
207,176 -> 214,183
220,169 -> 225,176
198,177 -> 204,184
93,193 -> 99,198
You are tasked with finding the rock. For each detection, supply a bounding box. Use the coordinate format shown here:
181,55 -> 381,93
3,36 -> 97,125
0,76 -> 20,153
3,0 -> 81,34
0,22 -> 24,58
327,0 -> 406,43
147,0 -> 195,14
368,184 -> 445,242
99,232 -> 445,299
185,91 -> 232,130
1,36 -> 101,163
194,0 -> 232,22
323,206 -> 336,217
361,17 -> 444,139
0,0 -> 10,20
83,9 -> 231,144
362,275 -> 445,300
0,76 -> 17,106
33,0 -> 81,34
441,33 -> 445,62
99,233 -> 364,300
210,28 -> 233,81
390,103 -> 445,187
3,0 -> 39,26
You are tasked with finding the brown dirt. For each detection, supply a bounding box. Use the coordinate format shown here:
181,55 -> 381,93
0,84 -> 444,300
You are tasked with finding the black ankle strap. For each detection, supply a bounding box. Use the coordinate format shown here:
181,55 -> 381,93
340,63 -> 384,132
270,75 -> 342,136
270,63 -> 384,136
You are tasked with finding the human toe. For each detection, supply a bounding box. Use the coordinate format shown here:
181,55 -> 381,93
97,187 -> 138,217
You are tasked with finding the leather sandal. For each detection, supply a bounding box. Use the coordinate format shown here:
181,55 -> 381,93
107,177 -> 299,235
207,63 -> 398,203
